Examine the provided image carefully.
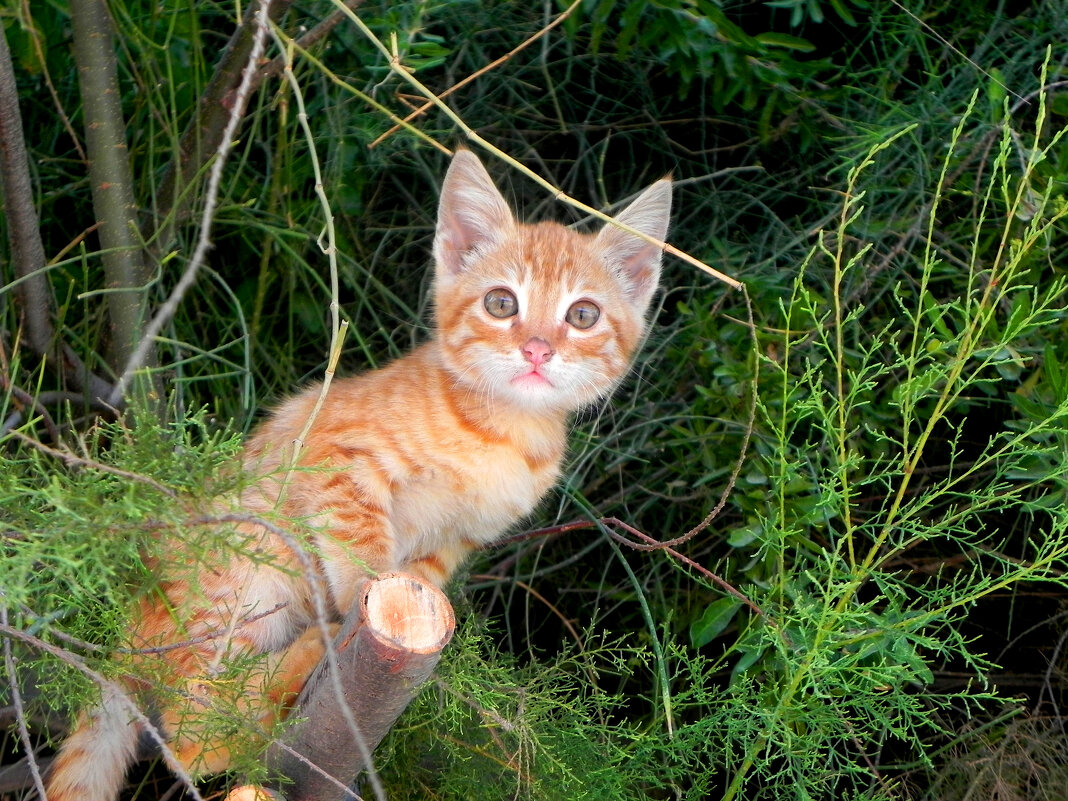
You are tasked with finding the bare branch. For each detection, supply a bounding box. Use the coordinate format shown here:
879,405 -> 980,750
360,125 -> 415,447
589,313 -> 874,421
0,606 -> 46,800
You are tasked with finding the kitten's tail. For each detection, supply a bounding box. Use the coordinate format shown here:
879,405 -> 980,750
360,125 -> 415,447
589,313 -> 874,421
45,686 -> 143,801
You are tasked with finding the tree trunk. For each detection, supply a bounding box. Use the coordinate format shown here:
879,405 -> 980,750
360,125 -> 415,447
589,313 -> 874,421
69,0 -> 156,390
263,573 -> 455,801
0,22 -> 112,404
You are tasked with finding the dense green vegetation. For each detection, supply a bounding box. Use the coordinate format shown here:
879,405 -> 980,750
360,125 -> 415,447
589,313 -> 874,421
2,1 -> 1068,799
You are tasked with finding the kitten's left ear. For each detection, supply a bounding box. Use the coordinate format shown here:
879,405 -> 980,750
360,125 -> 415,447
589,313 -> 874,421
434,149 -> 515,277
595,178 -> 673,310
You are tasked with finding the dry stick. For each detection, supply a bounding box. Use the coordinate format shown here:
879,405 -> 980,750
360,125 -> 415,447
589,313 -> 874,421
0,622 -> 206,801
264,20 -> 348,479
108,1 -> 273,406
0,605 -> 45,800
368,0 -> 582,149
265,35 -> 449,155
329,0 -> 741,290
147,0 -> 369,257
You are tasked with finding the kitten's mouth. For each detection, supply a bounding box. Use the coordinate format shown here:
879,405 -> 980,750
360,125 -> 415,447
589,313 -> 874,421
511,369 -> 553,389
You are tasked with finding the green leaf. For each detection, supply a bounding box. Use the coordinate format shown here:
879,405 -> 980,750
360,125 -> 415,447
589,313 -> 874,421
1044,344 -> 1066,398
828,0 -> 858,25
731,641 -> 767,681
755,32 -> 817,52
690,597 -> 743,648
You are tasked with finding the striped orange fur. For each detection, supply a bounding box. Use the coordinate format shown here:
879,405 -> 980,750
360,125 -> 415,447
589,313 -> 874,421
45,150 -> 672,800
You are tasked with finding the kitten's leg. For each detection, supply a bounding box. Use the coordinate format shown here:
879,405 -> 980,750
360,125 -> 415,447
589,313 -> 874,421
161,625 -> 332,777
305,475 -> 399,614
402,537 -> 478,588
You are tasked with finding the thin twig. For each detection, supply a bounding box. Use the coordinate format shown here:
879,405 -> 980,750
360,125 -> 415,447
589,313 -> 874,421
0,605 -> 46,800
631,282 -> 757,550
368,0 -> 582,149
6,430 -> 178,497
17,599 -> 289,657
0,621 -> 206,801
499,518 -> 769,622
265,18 -> 350,484
255,0 -> 368,88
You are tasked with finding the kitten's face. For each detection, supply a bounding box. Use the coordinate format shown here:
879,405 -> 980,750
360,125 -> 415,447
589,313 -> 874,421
436,223 -> 645,412
432,151 -> 672,415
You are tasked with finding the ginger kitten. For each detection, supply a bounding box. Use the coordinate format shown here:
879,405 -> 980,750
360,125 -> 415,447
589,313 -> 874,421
45,149 -> 672,800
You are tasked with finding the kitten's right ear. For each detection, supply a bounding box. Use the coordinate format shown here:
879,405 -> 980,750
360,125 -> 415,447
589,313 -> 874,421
594,177 -> 673,311
434,149 -> 515,276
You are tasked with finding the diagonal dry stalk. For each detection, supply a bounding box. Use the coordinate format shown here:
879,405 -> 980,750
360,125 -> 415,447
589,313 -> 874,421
329,0 -> 742,290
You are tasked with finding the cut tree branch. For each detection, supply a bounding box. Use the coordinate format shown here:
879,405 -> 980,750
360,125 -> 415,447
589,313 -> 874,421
262,573 -> 454,801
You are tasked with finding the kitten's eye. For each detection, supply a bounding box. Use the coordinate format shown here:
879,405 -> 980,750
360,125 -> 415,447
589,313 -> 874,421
565,300 -> 600,330
484,288 -> 518,318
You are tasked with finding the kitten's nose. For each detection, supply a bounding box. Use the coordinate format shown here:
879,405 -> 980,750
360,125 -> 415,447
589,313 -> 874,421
522,337 -> 554,367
